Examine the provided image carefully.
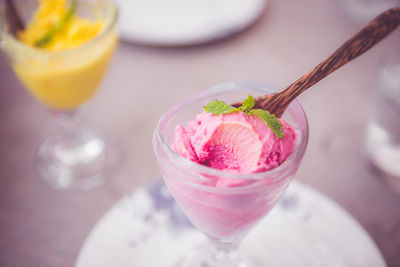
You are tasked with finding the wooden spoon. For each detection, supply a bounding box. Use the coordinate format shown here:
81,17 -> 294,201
4,0 -> 24,35
235,7 -> 400,117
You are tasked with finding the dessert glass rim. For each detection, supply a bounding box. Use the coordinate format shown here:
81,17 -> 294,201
154,80 -> 309,184
0,0 -> 118,58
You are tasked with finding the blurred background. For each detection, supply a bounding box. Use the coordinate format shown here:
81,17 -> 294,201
0,0 -> 400,266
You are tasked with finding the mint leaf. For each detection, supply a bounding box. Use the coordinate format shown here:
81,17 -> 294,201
247,109 -> 284,138
204,100 -> 240,114
239,95 -> 255,112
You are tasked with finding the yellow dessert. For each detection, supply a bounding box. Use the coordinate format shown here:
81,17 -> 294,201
18,0 -> 105,51
10,0 -> 117,110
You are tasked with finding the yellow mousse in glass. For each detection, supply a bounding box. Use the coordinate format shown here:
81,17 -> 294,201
11,0 -> 117,110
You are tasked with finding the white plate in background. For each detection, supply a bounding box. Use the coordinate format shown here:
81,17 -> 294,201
113,0 -> 267,46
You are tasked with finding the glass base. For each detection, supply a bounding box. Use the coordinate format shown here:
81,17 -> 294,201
36,128 -> 119,191
176,243 -> 255,267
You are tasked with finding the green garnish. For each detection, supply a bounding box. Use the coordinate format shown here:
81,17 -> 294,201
203,94 -> 284,139
239,94 -> 255,112
247,109 -> 284,138
34,0 -> 77,47
204,100 -> 240,114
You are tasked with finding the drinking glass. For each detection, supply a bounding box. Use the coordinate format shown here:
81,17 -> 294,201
340,0 -> 400,22
365,51 -> 400,191
153,81 -> 309,267
0,0 -> 119,191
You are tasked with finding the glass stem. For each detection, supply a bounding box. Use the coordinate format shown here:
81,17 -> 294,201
51,109 -> 83,137
208,237 -> 242,265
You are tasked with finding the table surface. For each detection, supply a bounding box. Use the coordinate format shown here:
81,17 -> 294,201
1,1 -> 400,266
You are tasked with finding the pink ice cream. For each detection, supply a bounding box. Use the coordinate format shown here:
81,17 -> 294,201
164,109 -> 298,240
174,111 -> 296,175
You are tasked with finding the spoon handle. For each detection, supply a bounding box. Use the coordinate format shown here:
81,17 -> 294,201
4,0 -> 24,35
255,7 -> 400,117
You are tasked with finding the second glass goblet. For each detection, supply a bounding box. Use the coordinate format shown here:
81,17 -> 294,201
154,81 -> 309,267
0,0 -> 119,191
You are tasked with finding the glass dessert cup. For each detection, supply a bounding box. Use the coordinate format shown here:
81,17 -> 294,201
0,0 -> 119,191
154,81 -> 309,267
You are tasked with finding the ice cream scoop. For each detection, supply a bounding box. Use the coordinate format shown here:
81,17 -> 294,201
175,110 -> 296,175
233,8 -> 400,117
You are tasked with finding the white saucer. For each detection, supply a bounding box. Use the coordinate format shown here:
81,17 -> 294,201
113,0 -> 267,46
75,180 -> 386,267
